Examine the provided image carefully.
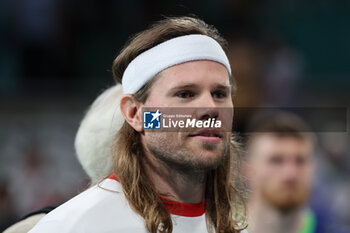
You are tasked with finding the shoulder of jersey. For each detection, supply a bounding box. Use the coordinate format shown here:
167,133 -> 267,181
28,179 -> 147,233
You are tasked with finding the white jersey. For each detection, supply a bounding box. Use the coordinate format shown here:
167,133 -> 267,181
29,176 -> 247,233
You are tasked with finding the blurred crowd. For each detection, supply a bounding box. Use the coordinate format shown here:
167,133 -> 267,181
0,0 -> 349,231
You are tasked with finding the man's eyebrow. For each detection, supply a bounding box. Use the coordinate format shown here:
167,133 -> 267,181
167,83 -> 232,93
168,83 -> 199,91
214,84 -> 231,90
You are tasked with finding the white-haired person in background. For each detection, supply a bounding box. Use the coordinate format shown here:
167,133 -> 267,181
75,84 -> 125,184
3,84 -> 124,233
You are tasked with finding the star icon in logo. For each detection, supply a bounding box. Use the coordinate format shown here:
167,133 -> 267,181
150,110 -> 161,122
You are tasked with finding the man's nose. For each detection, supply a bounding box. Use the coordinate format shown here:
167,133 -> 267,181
197,92 -> 216,108
283,162 -> 299,178
194,92 -> 219,120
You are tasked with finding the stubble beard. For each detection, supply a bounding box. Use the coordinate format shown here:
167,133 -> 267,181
145,132 -> 230,183
261,184 -> 310,213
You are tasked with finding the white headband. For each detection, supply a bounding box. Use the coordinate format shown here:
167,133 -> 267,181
122,34 -> 231,94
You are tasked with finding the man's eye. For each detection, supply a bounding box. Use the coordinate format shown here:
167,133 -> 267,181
212,91 -> 227,99
269,156 -> 283,165
176,90 -> 195,98
295,156 -> 307,166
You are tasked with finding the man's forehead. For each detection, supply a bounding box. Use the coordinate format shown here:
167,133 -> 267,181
156,60 -> 230,87
250,134 -> 313,158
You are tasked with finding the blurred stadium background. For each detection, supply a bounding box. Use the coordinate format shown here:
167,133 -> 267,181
0,0 -> 349,230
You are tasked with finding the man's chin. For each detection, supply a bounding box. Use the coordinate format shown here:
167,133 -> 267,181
188,138 -> 225,155
188,155 -> 225,171
264,192 -> 309,212
188,142 -> 228,170
273,201 -> 305,213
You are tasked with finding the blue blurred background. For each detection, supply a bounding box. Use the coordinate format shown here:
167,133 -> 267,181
0,0 -> 349,230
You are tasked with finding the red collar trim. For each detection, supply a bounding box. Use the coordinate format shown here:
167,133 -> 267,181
108,174 -> 205,217
158,195 -> 205,217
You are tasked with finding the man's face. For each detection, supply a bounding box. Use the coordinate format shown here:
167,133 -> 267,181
141,60 -> 233,172
248,135 -> 314,212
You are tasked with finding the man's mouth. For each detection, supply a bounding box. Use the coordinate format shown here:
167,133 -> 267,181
188,129 -> 223,143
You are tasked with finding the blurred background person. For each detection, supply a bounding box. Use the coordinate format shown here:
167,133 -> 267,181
3,84 -> 124,233
244,112 -> 349,233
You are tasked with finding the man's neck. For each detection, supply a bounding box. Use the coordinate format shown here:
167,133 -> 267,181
248,196 -> 304,233
142,152 -> 206,204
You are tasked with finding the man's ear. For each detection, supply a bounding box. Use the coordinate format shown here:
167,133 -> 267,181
120,95 -> 143,132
